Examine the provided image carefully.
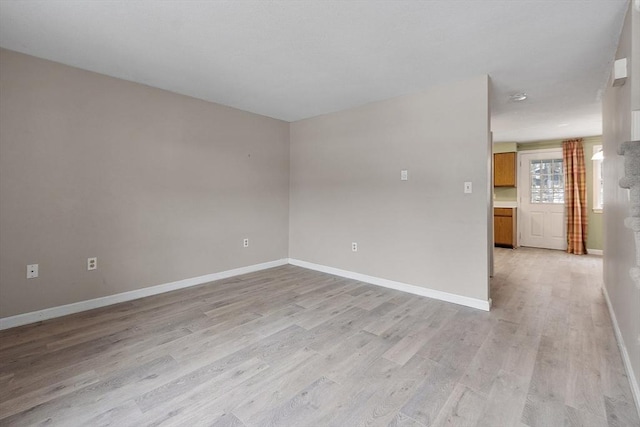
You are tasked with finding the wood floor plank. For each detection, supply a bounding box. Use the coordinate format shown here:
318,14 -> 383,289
459,319 -> 519,394
321,355 -> 435,427
399,360 -> 459,426
361,298 -> 419,336
134,349 -> 321,426
564,404 -> 609,427
83,400 -> 144,427
521,392 -> 566,427
226,352 -> 329,424
527,334 -> 569,402
0,370 -> 99,419
292,277 -> 358,309
243,376 -> 338,427
209,412 -> 246,427
231,304 -> 304,339
135,357 -> 269,413
500,328 -> 542,382
47,307 -> 206,354
387,412 -> 427,427
430,383 -> 487,427
0,301 -> 139,351
1,355 -> 179,426
604,395 -> 640,427
323,333 -> 395,384
565,327 -> 607,419
0,249 -> 636,427
476,370 -> 530,427
382,322 -> 440,366
290,292 -> 356,330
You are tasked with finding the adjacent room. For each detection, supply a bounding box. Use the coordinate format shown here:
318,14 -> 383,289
0,1 -> 638,426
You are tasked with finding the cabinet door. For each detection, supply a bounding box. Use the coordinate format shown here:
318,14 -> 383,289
494,216 -> 513,246
494,152 -> 517,187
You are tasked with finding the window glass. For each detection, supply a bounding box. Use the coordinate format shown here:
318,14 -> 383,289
530,159 -> 564,204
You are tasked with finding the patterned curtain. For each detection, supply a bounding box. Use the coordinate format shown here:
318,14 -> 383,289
563,138 -> 588,254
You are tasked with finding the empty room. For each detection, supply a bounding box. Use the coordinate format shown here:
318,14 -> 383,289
1,1 -> 639,426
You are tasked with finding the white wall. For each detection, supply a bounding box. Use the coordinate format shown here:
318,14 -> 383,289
289,75 -> 491,304
602,1 -> 640,410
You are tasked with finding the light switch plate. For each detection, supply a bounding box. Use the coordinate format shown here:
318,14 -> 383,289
401,170 -> 408,181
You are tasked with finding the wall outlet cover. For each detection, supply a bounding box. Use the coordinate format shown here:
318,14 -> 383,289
27,264 -> 39,279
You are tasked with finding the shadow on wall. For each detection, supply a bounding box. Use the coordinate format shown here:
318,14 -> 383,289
618,141 -> 640,289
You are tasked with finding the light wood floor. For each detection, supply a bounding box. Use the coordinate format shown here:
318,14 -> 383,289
0,248 -> 638,426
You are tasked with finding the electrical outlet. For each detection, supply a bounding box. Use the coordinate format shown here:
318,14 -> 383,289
27,264 -> 38,279
87,257 -> 97,271
243,238 -> 249,248
352,242 -> 358,252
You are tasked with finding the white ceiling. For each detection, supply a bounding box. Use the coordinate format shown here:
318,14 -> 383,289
0,0 -> 629,143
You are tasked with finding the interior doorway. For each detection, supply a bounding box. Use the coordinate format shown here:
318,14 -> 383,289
518,149 -> 567,250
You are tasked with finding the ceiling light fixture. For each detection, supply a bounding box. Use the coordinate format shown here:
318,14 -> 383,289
510,92 -> 528,102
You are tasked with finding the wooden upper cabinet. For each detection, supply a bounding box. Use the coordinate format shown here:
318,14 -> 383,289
494,152 -> 517,187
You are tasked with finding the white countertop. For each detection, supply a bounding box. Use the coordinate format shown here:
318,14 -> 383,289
494,201 -> 518,208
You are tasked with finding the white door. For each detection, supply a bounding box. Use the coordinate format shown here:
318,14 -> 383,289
519,150 -> 566,250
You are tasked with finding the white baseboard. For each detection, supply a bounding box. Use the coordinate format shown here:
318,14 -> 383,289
0,259 -> 288,331
588,248 -> 604,255
602,284 -> 640,418
288,258 -> 490,311
0,256 -> 492,331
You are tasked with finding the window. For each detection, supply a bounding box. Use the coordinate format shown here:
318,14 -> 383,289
592,145 -> 603,212
529,158 -> 564,204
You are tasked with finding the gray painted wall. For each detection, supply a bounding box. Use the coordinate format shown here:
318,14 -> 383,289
0,49 -> 290,318
0,48 -> 492,317
602,1 -> 640,404
289,75 -> 491,302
